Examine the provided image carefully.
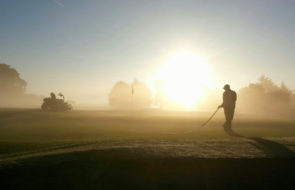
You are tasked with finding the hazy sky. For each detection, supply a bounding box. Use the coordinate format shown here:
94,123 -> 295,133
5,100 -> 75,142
1,0 -> 294,105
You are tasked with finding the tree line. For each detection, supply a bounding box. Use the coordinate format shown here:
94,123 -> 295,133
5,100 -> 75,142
1,63 -> 294,117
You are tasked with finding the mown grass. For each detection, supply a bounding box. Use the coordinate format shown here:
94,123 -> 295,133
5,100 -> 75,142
0,109 -> 295,190
0,109 -> 294,155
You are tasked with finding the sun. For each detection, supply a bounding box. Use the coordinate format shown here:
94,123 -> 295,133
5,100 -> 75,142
153,50 -> 214,109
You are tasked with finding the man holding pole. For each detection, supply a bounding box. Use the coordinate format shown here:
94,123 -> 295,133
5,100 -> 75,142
218,84 -> 237,133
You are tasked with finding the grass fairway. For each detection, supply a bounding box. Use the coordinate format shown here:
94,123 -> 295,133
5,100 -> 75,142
0,109 -> 295,189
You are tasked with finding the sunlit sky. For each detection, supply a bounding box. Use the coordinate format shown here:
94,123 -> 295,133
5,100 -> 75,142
1,0 -> 294,106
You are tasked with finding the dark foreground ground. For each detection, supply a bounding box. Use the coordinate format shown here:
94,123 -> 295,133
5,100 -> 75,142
0,109 -> 295,189
1,149 -> 295,190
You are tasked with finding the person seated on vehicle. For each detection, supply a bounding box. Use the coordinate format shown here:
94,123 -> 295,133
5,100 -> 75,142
50,92 -> 57,100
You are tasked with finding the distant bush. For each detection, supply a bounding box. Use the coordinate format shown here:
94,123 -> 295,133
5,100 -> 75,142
0,63 -> 41,107
238,76 -> 295,117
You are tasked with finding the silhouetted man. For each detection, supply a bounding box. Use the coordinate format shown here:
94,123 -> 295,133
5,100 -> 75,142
218,84 -> 237,133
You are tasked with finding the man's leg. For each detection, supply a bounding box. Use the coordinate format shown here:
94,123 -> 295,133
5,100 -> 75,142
223,108 -> 235,135
228,108 -> 235,131
223,109 -> 231,132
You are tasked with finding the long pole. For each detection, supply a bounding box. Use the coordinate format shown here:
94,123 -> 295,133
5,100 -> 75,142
201,108 -> 220,127
181,107 -> 220,134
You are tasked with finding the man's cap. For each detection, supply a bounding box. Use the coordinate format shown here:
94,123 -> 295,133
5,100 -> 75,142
223,84 -> 230,90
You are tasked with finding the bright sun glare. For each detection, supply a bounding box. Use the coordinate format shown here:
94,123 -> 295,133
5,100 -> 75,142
153,50 -> 214,109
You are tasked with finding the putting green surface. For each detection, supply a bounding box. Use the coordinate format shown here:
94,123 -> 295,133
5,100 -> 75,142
0,110 -> 295,190
0,109 -> 294,161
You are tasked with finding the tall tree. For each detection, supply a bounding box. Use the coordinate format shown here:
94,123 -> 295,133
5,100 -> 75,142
238,76 -> 294,117
0,63 -> 27,96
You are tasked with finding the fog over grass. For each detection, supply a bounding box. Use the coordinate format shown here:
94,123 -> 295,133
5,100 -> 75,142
1,63 -> 294,118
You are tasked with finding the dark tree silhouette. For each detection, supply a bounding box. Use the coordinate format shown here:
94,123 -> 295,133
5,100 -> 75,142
0,63 -> 27,96
0,63 -> 41,107
238,76 -> 295,117
109,79 -> 152,108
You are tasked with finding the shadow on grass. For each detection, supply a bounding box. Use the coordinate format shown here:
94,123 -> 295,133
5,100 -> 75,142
225,128 -> 295,158
247,137 -> 295,158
